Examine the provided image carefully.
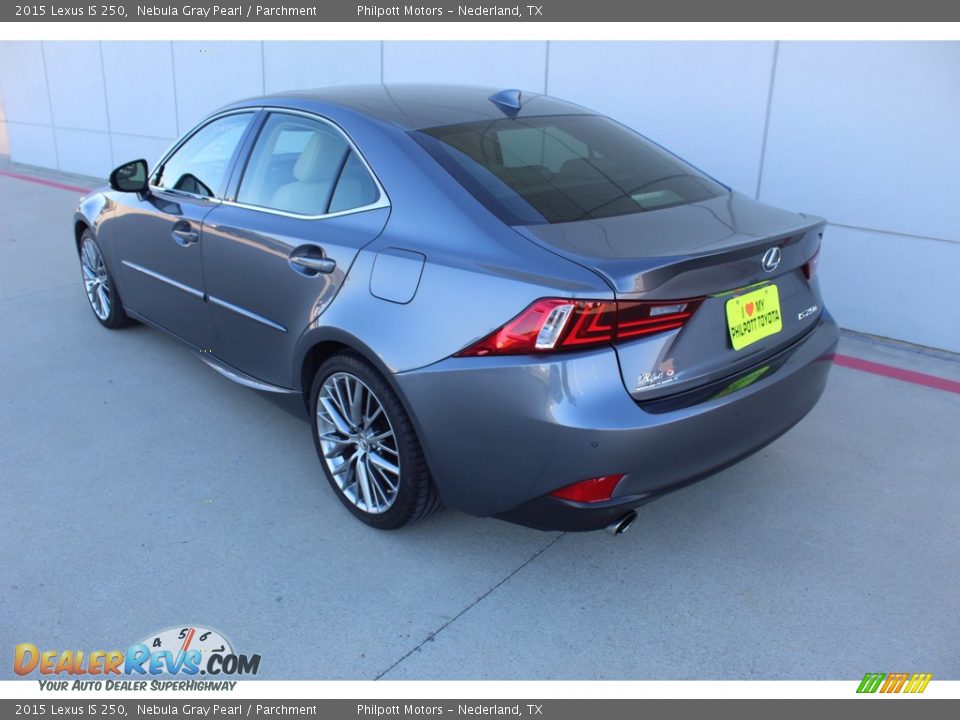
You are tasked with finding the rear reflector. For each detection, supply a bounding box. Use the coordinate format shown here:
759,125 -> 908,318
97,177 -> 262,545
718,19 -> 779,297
803,234 -> 822,279
457,297 -> 703,356
549,474 -> 624,503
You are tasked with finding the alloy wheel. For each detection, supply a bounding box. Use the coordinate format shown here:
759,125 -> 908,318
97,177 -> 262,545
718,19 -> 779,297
316,371 -> 401,514
80,237 -> 111,321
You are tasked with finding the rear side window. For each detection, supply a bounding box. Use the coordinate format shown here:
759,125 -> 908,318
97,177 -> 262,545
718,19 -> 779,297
414,115 -> 726,225
237,112 -> 380,217
329,151 -> 380,214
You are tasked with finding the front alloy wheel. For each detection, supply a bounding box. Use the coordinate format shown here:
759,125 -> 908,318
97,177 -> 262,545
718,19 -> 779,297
80,236 -> 111,320
78,230 -> 132,329
309,351 -> 441,529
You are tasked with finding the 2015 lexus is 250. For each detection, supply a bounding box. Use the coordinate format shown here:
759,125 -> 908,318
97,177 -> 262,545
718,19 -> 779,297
73,85 -> 838,533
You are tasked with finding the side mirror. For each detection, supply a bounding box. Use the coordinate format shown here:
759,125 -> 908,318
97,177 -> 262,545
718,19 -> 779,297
109,159 -> 149,193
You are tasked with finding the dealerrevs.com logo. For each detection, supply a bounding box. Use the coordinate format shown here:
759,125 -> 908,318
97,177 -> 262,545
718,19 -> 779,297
14,626 -> 261,691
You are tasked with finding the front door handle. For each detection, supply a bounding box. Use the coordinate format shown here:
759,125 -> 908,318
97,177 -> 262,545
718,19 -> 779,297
289,253 -> 336,275
171,222 -> 199,247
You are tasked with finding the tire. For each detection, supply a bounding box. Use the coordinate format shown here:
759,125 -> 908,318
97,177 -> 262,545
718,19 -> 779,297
78,230 -> 133,329
309,351 -> 442,529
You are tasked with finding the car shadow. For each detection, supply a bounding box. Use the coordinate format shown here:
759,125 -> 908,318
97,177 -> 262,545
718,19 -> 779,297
254,389 -> 310,423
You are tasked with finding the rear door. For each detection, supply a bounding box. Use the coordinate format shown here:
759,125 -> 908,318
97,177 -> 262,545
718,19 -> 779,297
111,111 -> 256,351
201,110 -> 389,388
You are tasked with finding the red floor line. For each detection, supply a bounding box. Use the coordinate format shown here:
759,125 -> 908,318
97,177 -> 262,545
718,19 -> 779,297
832,353 -> 960,395
0,169 -> 94,194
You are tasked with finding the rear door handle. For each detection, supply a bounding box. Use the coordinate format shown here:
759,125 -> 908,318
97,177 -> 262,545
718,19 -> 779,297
289,253 -> 336,275
171,222 -> 199,246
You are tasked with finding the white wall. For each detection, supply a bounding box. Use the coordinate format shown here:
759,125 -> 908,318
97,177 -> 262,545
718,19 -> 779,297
0,40 -> 957,353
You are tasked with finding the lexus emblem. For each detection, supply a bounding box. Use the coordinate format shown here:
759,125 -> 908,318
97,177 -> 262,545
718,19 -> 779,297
761,246 -> 782,273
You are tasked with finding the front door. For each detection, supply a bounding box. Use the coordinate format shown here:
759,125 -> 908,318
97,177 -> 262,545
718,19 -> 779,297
111,111 -> 256,352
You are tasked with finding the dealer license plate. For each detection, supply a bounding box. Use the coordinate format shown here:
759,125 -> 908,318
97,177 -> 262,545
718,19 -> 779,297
725,284 -> 782,351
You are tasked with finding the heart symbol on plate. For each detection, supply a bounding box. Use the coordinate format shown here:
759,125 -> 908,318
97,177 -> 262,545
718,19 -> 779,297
744,302 -> 755,317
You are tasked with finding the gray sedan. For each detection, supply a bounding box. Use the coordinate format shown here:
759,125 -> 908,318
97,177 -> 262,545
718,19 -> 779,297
74,84 -> 838,533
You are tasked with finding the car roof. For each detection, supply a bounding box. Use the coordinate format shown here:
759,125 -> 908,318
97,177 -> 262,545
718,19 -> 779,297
230,84 -> 593,131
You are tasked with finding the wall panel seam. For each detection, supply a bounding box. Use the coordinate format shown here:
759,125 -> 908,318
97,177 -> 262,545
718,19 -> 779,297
544,41 -> 550,94
38,41 -> 59,170
98,41 -> 114,168
169,41 -> 180,135
754,40 -> 779,201
828,222 -> 960,247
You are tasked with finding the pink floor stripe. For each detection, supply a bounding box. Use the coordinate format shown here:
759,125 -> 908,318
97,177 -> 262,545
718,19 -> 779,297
0,169 -> 94,194
832,354 -> 960,395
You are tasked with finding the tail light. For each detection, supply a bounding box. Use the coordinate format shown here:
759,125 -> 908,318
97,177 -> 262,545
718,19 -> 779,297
803,234 -> 822,279
550,474 -> 624,503
456,297 -> 703,357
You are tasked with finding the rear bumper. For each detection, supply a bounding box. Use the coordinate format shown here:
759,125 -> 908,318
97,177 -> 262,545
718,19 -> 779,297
495,409 -> 799,532
394,312 -> 839,531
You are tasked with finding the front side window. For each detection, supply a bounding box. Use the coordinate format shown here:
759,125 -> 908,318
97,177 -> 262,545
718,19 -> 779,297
156,113 -> 253,198
237,113 -> 380,216
414,115 -> 727,225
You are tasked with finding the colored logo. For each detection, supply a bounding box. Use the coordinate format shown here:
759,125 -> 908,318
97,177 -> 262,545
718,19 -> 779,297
13,625 -> 260,679
857,672 -> 932,694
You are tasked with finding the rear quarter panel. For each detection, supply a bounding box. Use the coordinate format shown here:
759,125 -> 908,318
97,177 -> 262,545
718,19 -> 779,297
290,106 -> 613,379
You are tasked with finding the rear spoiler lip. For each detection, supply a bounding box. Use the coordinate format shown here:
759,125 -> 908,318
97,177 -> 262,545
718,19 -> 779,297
595,218 -> 825,300
514,194 -> 828,298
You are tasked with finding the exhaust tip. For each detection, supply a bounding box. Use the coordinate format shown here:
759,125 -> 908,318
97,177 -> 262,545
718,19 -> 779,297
605,510 -> 638,536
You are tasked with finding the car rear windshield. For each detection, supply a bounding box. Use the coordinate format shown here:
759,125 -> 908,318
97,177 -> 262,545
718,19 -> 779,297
413,115 -> 727,225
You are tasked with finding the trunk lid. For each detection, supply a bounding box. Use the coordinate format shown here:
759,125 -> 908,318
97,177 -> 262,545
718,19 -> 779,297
515,192 -> 826,401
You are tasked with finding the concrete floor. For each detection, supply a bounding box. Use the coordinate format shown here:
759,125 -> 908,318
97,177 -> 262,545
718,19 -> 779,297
1,168 -> 958,681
